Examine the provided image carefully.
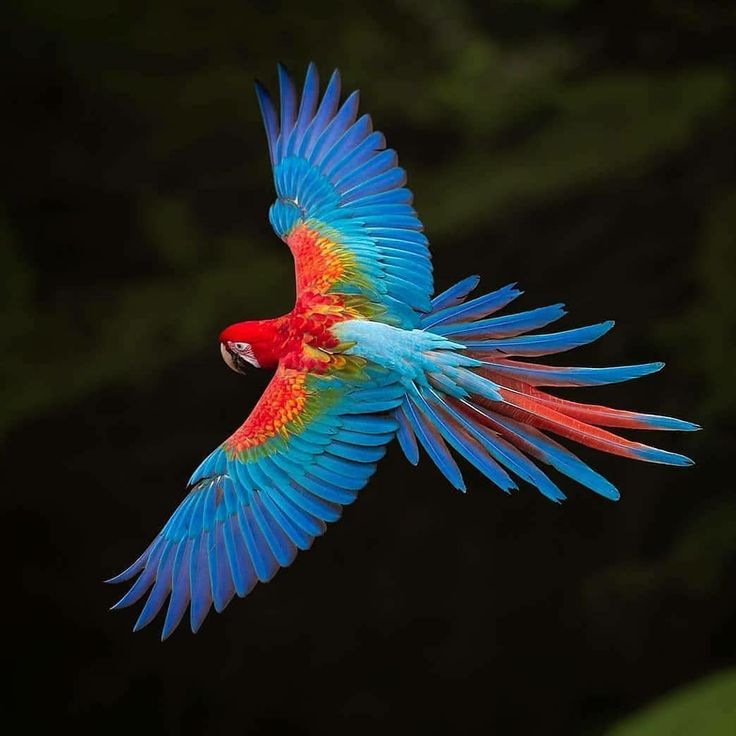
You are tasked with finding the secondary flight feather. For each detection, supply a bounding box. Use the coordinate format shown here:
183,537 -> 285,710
108,63 -> 697,639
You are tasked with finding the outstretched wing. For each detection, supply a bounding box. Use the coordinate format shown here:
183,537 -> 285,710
257,63 -> 433,326
108,364 -> 403,639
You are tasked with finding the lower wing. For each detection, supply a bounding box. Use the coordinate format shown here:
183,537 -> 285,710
107,363 -> 403,639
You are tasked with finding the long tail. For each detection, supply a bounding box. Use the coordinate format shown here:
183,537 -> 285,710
395,276 -> 698,501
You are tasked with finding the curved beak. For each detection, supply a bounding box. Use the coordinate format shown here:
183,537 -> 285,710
220,343 -> 240,374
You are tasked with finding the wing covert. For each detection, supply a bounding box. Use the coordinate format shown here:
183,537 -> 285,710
256,63 -> 434,324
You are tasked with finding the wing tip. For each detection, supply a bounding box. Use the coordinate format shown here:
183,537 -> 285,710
668,452 -> 695,467
253,78 -> 268,98
132,618 -> 150,634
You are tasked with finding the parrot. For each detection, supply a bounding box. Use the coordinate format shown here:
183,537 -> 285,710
108,63 -> 698,639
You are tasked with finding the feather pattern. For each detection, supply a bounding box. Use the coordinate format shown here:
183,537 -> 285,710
109,64 -> 696,641
258,63 -> 433,322
389,279 -> 696,500
109,364 -> 401,638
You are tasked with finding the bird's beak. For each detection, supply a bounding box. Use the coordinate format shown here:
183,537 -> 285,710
220,343 -> 239,373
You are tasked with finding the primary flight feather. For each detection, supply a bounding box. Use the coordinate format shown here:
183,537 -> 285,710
108,63 -> 697,639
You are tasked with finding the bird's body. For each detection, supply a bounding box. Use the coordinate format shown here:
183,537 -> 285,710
109,64 -> 697,639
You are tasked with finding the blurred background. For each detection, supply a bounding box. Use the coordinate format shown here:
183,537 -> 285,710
3,1 -> 735,733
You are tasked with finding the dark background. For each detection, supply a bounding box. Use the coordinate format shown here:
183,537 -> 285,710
3,1 -> 735,734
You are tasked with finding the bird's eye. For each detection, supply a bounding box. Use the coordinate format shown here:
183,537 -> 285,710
232,342 -> 248,352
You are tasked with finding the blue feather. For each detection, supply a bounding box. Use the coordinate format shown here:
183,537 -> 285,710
329,440 -> 386,463
463,321 -> 615,357
372,238 -> 428,257
432,304 -> 566,339
437,396 -> 566,501
483,360 -> 665,387
258,491 -> 313,550
347,398 -> 402,413
276,64 -> 298,161
187,447 -> 226,486
110,545 -> 162,611
231,457 -> 256,491
209,521 -> 235,612
290,426 -> 333,446
443,366 -> 502,402
286,433 -> 328,455
161,537 -> 193,640
223,511 -> 256,597
346,382 -> 404,407
286,62 -> 319,157
334,428 -> 395,446
133,544 -> 174,632
189,535 -> 212,633
269,486 -> 327,537
254,81 -> 279,166
403,398 -> 465,491
413,392 -> 516,492
286,479 -> 343,522
382,259 -> 432,282
222,481 -> 256,594
422,284 -> 522,328
430,276 -> 480,310
249,493 -> 297,567
351,202 -> 417,218
297,471 -> 358,505
104,544 -> 152,584
238,503 -> 279,582
485,411 -> 620,500
395,405 -> 420,465
310,458 -> 370,491
347,187 -> 413,209
368,227 -> 428,245
299,69 -> 341,159
320,114 -> 373,174
249,455 -> 290,491
341,168 -> 407,203
317,451 -> 375,477
311,90 -> 361,165
363,214 -> 422,230
335,149 -> 398,192
326,131 -> 386,181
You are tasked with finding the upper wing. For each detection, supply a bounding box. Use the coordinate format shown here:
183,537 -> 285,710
108,363 -> 403,639
257,63 -> 433,326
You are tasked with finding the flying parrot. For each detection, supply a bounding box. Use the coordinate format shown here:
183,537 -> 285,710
108,64 -> 697,639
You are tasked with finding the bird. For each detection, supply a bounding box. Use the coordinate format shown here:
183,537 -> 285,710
107,63 -> 698,639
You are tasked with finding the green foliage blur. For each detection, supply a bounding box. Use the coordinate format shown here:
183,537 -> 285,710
604,668 -> 736,736
2,0 -> 734,733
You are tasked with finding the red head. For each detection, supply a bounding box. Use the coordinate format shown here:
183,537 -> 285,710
219,319 -> 281,373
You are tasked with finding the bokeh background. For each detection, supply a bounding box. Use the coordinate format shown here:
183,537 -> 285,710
3,1 -> 735,733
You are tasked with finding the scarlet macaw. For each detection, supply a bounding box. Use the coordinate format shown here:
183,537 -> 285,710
108,64 -> 697,639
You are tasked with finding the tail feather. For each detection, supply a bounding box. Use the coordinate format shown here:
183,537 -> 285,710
476,357 -> 665,387
395,404 -> 420,464
491,377 -> 700,432
426,390 -> 566,502
461,320 -> 615,357
432,303 -> 566,340
394,278 -> 696,501
430,274 -> 480,311
413,390 -> 517,492
455,401 -> 621,500
422,283 -> 521,329
487,389 -> 693,467
402,398 -> 465,491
